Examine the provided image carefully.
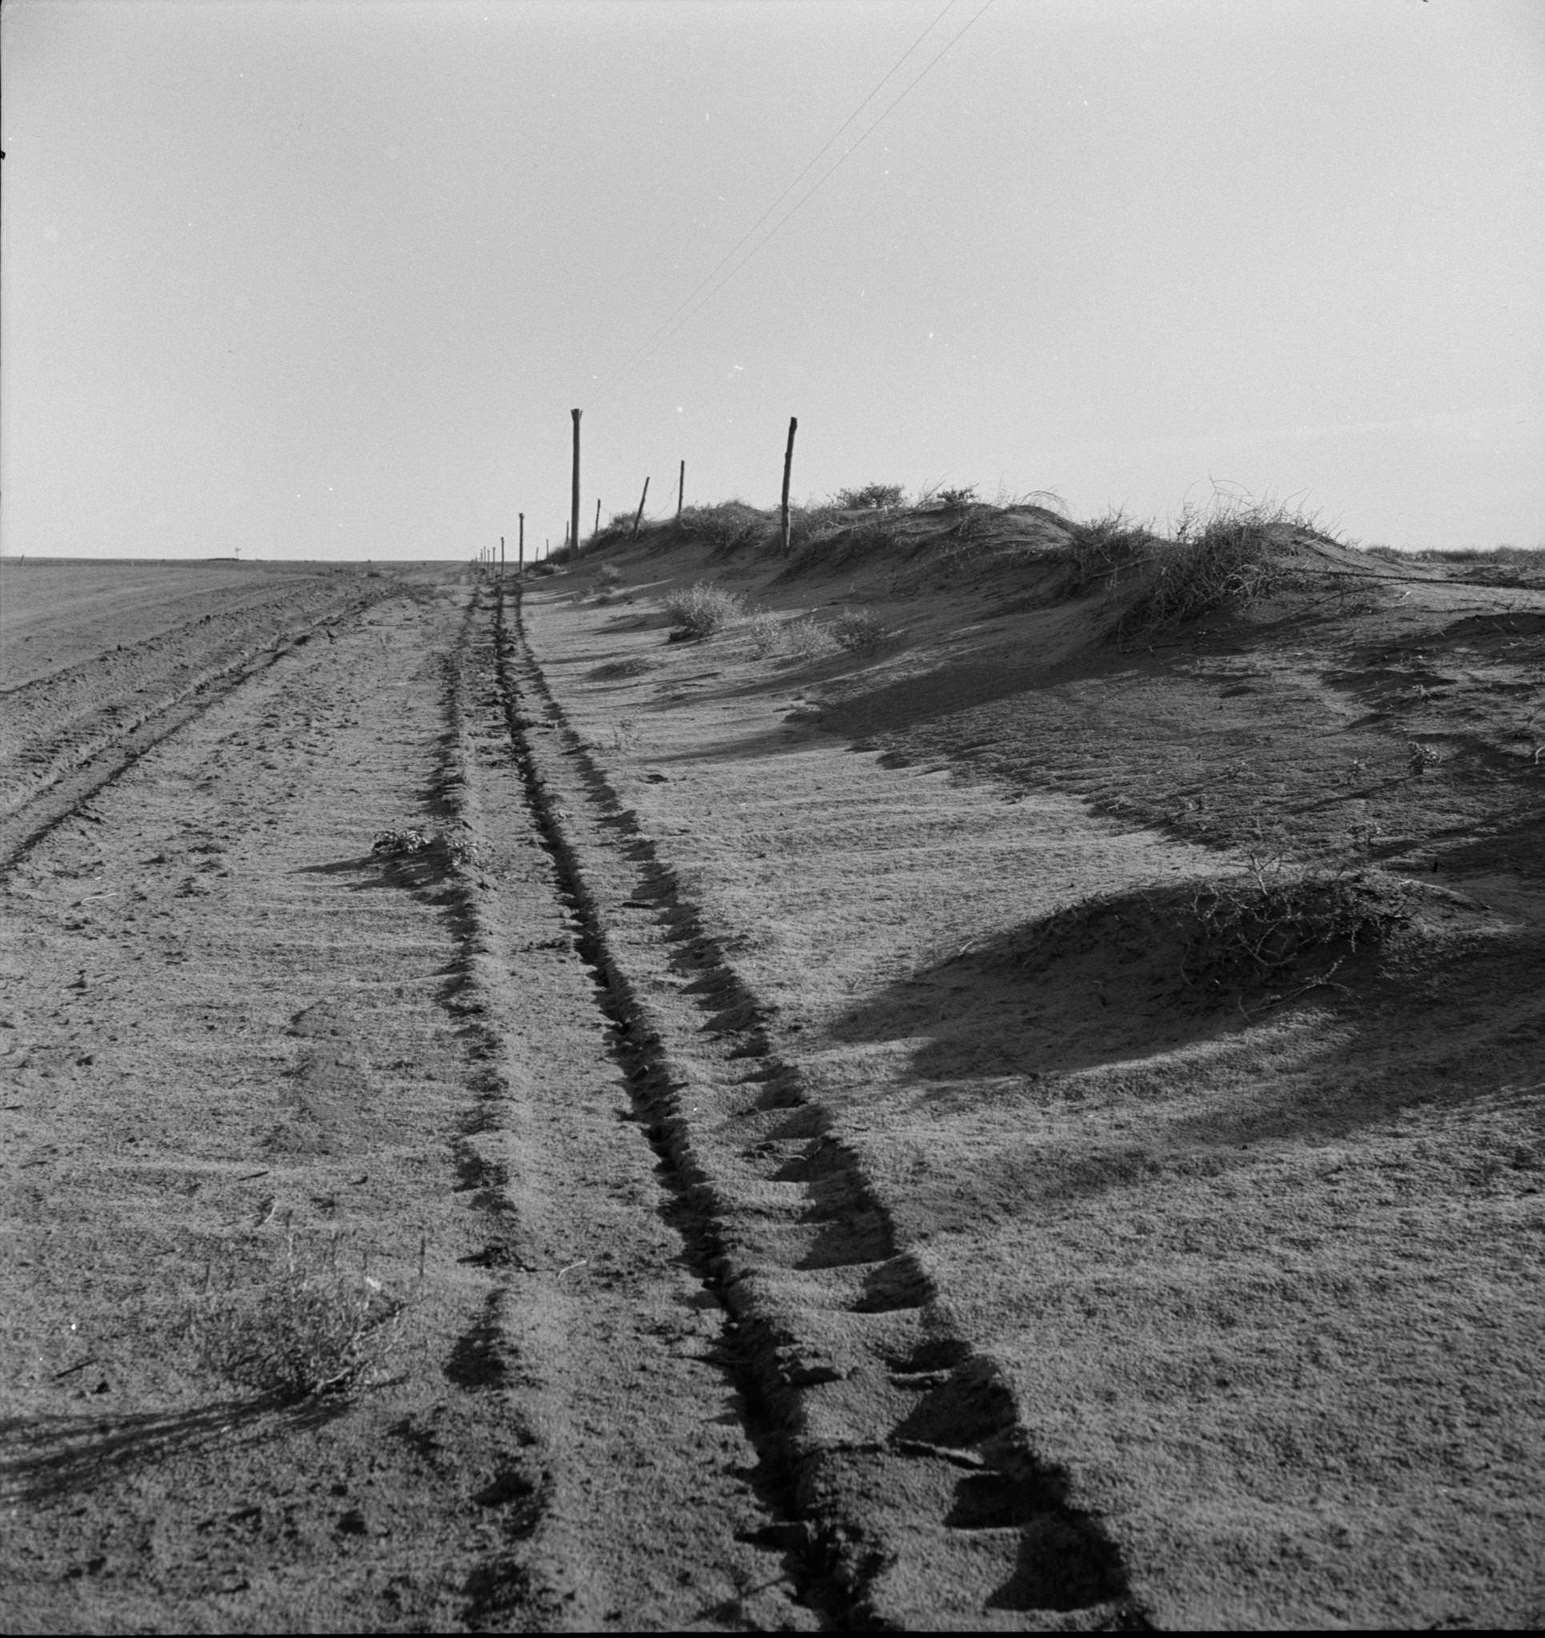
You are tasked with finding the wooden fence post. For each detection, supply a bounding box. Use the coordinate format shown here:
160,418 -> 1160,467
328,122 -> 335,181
570,408 -> 582,559
519,514 -> 525,574
499,535 -> 505,581
677,459 -> 685,519
780,416 -> 798,555
594,497 -> 601,539
631,476 -> 650,542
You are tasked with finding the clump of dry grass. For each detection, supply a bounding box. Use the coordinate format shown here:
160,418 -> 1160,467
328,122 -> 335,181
1063,511 -> 1158,595
1111,502 -> 1312,642
662,581 -> 745,638
780,617 -> 839,658
189,1239 -> 406,1403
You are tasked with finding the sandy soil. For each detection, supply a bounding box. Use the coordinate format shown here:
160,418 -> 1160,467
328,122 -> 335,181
513,516 -> 1543,1630
2,531 -> 1540,1630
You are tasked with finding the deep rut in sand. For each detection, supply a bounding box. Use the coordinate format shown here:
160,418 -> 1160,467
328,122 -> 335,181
426,588 -> 822,1630
478,580 -> 1146,1632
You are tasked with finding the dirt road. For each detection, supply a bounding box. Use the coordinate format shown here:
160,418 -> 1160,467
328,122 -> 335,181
3,567 -> 1128,1630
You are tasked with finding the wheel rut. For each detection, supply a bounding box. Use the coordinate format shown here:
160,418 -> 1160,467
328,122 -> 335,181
482,580 -> 1147,1631
439,585 -> 823,1630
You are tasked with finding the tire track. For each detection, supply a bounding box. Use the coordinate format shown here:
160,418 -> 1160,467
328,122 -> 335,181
436,583 -> 823,1630
494,580 -> 1148,1631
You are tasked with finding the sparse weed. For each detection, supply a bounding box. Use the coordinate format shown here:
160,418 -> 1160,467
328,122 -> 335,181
832,609 -> 888,652
189,1239 -> 405,1403
747,611 -> 784,658
919,483 -> 979,509
743,610 -> 838,660
662,581 -> 745,638
596,565 -> 623,589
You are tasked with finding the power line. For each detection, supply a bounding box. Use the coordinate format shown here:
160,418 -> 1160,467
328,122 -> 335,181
618,0 -> 961,379
616,0 -> 995,383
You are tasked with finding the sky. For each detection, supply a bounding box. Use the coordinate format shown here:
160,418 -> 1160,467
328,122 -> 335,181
2,0 -> 1542,562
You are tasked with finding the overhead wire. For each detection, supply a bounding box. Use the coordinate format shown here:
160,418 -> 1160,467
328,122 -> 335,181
618,0 -> 963,376
613,0 -> 996,385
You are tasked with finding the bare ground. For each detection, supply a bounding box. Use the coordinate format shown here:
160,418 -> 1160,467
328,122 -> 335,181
2,530 -> 1541,1630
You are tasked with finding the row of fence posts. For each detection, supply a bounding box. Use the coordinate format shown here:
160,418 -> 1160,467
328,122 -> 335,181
473,513 -> 526,578
481,409 -> 801,571
563,409 -> 800,558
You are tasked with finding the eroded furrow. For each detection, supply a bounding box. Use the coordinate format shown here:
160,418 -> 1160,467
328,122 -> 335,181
494,582 -> 1147,1631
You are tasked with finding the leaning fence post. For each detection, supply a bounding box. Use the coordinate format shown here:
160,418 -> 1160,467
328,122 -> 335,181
780,416 -> 798,555
594,497 -> 601,540
677,459 -> 685,519
631,476 -> 650,542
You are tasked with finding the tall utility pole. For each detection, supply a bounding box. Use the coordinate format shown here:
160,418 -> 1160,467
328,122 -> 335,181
570,408 -> 582,560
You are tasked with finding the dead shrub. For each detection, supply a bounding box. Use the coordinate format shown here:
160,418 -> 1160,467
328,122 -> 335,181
1179,863 -> 1414,999
372,826 -> 479,868
189,1240 -> 405,1404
